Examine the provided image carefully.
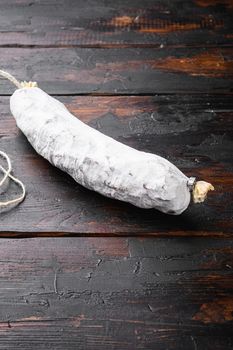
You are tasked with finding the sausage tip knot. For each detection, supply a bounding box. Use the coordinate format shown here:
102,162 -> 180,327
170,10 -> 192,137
20,81 -> 38,88
193,181 -> 214,204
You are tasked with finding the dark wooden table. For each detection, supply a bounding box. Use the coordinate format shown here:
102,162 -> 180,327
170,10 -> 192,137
0,1 -> 233,349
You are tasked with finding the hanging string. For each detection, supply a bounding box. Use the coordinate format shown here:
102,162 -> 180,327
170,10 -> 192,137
0,151 -> 26,208
0,70 -> 35,209
0,150 -> 11,187
0,70 -> 22,88
0,69 -> 37,89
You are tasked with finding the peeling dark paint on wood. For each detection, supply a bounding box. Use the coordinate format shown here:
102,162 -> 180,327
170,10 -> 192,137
193,298 -> 233,324
195,0 -> 233,9
0,47 -> 232,94
0,0 -> 232,47
0,238 -> 232,349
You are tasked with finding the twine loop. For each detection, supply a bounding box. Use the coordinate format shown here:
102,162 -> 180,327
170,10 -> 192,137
0,151 -> 26,208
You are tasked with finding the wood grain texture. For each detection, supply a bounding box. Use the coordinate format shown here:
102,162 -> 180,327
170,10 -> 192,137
0,0 -> 232,348
0,237 -> 232,349
0,47 -> 232,94
0,0 -> 232,48
0,94 -> 232,236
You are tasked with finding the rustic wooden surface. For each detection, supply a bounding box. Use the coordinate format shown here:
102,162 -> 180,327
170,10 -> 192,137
0,237 -> 232,349
0,0 -> 233,349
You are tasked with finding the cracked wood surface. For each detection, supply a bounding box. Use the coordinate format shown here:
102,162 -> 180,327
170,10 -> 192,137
0,238 -> 232,349
0,0 -> 233,349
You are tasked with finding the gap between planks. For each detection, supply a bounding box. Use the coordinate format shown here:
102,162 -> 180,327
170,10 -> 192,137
0,231 -> 232,239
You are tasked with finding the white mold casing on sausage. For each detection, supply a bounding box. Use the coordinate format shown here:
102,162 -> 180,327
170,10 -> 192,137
10,87 -> 191,215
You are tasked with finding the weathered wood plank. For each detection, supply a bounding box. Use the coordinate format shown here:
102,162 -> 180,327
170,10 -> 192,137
0,237 -> 232,349
0,94 -> 232,235
0,0 -> 232,48
0,47 -> 232,94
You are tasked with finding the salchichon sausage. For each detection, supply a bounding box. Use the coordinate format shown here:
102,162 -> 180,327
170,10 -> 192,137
2,71 -> 214,214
